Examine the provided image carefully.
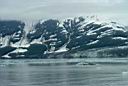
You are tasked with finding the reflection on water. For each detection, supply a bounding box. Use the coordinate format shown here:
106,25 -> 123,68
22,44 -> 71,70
0,59 -> 128,86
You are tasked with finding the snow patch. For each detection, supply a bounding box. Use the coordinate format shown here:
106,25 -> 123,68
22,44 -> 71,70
55,47 -> 68,53
50,34 -> 57,38
11,48 -> 28,53
61,29 -> 68,34
87,40 -> 99,45
87,31 -> 97,36
112,37 -> 127,40
76,36 -> 81,39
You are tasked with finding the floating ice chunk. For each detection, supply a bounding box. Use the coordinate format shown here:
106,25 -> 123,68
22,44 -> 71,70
122,71 -> 128,76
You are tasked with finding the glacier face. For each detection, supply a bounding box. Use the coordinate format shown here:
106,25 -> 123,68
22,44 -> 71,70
0,17 -> 128,58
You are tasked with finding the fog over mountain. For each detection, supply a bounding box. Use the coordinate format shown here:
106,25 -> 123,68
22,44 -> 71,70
0,0 -> 128,25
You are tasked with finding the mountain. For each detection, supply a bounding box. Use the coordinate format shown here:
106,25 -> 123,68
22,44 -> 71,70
0,17 -> 128,59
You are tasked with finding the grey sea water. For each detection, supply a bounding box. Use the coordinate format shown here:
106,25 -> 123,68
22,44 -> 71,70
0,58 -> 128,86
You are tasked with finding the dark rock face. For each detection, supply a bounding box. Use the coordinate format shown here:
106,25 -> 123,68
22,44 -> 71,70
0,46 -> 16,57
0,20 -> 25,37
0,20 -> 25,45
0,17 -> 128,58
25,44 -> 47,58
27,19 -> 68,51
0,20 -> 25,58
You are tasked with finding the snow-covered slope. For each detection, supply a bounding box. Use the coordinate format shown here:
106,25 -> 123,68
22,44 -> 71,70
0,17 -> 128,58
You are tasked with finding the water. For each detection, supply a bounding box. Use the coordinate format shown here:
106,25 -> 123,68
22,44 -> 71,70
0,58 -> 128,86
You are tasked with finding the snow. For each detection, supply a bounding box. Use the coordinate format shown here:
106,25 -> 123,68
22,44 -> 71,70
2,54 -> 11,58
29,30 -> 36,34
20,44 -> 30,48
13,38 -> 20,40
97,29 -> 113,38
50,47 -> 55,51
50,34 -> 57,38
112,37 -> 127,40
40,19 -> 45,24
17,31 -> 22,34
105,24 -> 126,32
11,48 -> 28,53
0,16 -> 128,58
49,38 -> 58,41
76,36 -> 81,39
50,42 -> 56,46
0,36 -> 10,47
85,19 -> 126,38
116,45 -> 128,49
18,25 -> 22,28
93,21 -> 102,25
72,46 -> 80,49
55,47 -> 68,53
11,42 -> 29,48
31,37 -> 42,44
55,43 -> 68,53
87,31 -> 97,36
61,29 -> 68,34
5,48 -> 27,57
74,17 -> 80,23
87,40 -> 99,45
78,27 -> 85,32
24,21 -> 34,34
59,22 -> 64,27
2,48 -> 28,58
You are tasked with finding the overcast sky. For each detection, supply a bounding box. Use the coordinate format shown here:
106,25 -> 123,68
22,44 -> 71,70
0,0 -> 128,25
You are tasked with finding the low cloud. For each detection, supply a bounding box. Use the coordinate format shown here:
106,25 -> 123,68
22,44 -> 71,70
0,0 -> 127,25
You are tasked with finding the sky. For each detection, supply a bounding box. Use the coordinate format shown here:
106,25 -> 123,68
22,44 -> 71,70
0,0 -> 128,25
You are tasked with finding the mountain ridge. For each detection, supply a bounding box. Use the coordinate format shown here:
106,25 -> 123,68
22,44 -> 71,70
0,17 -> 128,58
